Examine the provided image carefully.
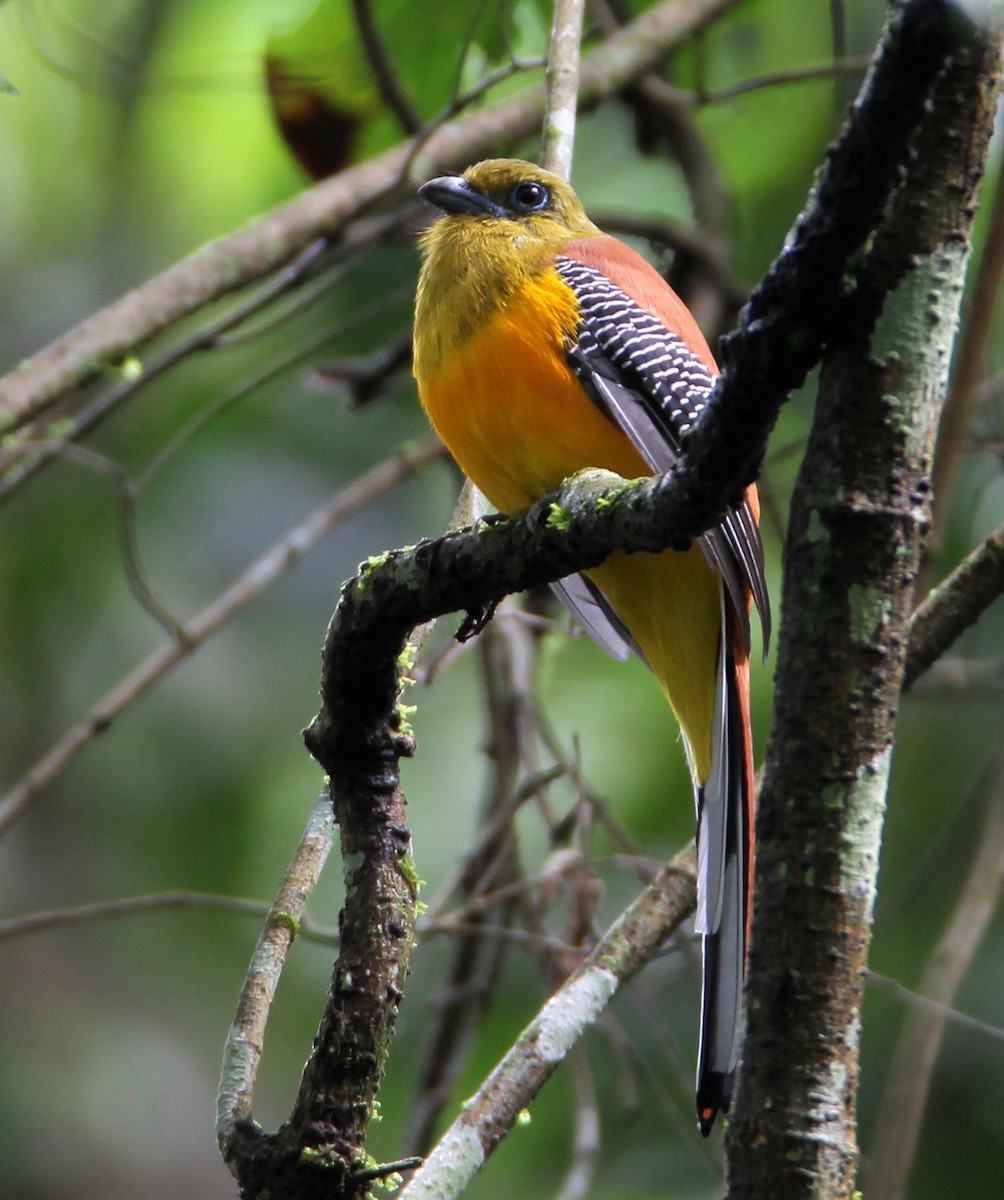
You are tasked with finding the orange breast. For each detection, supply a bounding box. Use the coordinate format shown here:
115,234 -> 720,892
417,268 -> 648,513
416,268 -> 721,782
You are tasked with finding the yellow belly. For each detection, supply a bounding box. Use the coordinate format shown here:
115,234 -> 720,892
416,276 -> 720,782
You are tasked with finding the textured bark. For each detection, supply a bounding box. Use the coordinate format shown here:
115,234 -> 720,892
726,8 -> 1002,1198
226,754 -> 419,1200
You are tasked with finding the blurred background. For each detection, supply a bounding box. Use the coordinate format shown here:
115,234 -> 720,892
1,2 -> 1002,1197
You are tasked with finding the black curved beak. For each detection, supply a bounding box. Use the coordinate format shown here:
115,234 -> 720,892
419,175 -> 504,218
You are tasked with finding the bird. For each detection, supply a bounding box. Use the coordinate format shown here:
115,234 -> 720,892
412,158 -> 769,1134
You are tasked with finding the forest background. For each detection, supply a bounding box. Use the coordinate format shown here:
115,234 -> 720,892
1,2 -> 1002,1198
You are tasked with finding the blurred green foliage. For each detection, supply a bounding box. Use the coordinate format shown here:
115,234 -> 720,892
0,2 -> 1002,1199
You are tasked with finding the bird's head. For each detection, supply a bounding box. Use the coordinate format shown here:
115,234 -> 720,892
419,159 -> 599,245
414,160 -> 599,367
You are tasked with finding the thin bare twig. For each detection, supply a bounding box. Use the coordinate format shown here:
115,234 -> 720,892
396,852 -> 698,1200
697,56 -> 871,105
133,284 -> 415,502
218,794 -> 336,1156
553,1046 -> 601,1200
19,440 -> 188,638
350,0 -> 421,134
532,704 -> 646,863
406,610 -> 534,1154
866,969 -> 1004,1045
400,56 -> 546,185
0,216 -> 414,506
305,333 -> 413,408
626,974 -> 723,1170
415,782 -> 568,931
905,519 -> 1004,689
45,282 -> 411,638
864,737 -> 1004,1199
0,236 -> 330,499
423,921 -> 583,957
541,0 -> 586,178
0,889 -> 328,945
0,437 -> 443,835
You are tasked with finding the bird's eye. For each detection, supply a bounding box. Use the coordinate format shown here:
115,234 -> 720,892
509,180 -> 550,212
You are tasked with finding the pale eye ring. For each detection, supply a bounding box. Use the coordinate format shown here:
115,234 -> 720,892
509,180 -> 550,212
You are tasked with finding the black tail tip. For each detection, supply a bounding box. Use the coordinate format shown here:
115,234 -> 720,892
697,1105 -> 718,1137
696,1070 -> 734,1136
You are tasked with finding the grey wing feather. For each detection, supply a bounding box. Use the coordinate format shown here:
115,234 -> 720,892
550,575 -> 638,661
695,595 -> 749,1113
695,582 -> 731,936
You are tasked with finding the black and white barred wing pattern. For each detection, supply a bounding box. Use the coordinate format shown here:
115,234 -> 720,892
554,254 -> 770,651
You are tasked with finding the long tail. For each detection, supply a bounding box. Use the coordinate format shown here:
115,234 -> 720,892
694,591 -> 754,1136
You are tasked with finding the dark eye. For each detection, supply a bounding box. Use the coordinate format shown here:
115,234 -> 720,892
509,180 -> 550,212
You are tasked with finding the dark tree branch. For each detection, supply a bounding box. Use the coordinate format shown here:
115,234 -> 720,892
306,333 -> 414,408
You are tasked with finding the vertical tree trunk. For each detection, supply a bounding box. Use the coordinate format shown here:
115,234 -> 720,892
726,13 -> 1002,1199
